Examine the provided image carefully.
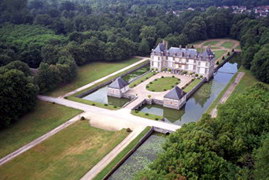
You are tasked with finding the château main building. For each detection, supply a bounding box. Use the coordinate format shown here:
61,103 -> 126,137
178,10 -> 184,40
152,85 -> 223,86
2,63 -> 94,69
150,42 -> 215,80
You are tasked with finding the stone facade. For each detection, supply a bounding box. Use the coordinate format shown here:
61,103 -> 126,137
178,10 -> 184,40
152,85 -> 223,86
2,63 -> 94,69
107,77 -> 129,98
163,95 -> 186,110
150,42 -> 215,80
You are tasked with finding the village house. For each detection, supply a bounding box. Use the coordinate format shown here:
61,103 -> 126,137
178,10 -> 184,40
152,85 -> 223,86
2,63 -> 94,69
107,77 -> 129,98
150,42 -> 215,80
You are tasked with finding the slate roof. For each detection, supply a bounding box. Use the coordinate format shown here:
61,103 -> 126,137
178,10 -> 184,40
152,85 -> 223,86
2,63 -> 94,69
164,86 -> 185,100
108,77 -> 129,89
152,43 -> 215,61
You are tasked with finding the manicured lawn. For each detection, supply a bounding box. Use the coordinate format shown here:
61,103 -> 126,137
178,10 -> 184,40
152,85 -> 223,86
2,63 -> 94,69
94,127 -> 151,180
213,50 -> 228,60
0,101 -> 82,159
0,121 -> 129,180
67,96 -> 121,110
48,57 -> 141,97
183,79 -> 202,93
221,42 -> 235,49
235,45 -> 241,50
129,72 -> 155,88
131,110 -> 163,121
203,41 -> 219,46
147,77 -> 180,92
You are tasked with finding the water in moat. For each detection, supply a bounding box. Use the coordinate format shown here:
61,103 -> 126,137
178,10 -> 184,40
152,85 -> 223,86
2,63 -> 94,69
139,62 -> 239,125
122,66 -> 150,82
107,61 -> 239,179
108,133 -> 166,180
82,66 -> 150,107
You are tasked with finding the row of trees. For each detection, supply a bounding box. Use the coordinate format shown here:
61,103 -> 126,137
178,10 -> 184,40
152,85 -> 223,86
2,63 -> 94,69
137,84 -> 269,179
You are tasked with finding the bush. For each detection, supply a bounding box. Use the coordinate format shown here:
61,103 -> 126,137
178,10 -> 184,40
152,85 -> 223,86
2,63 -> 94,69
164,89 -> 167,91
145,113 -> 149,116
146,85 -> 149,88
195,74 -> 199,77
216,61 -> 220,65
126,128 -> 132,132
92,103 -> 96,106
172,75 -> 175,78
161,76 -> 164,78
155,118 -> 159,120
113,105 -> 117,108
154,79 -> 157,81
80,116 -> 85,120
104,104 -> 108,106
135,110 -> 139,113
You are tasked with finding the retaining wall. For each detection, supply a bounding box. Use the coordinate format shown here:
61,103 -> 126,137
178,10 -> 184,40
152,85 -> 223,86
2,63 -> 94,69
214,52 -> 237,73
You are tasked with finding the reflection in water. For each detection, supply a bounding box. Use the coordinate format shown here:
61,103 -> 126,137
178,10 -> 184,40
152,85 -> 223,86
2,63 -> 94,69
82,86 -> 129,107
139,62 -> 239,125
108,133 -> 166,180
122,66 -> 150,82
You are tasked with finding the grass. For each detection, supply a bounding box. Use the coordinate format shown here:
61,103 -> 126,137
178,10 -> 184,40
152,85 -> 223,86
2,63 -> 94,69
131,110 -> 163,121
129,72 -> 155,88
67,96 -> 120,110
213,50 -> 228,60
203,41 -> 219,46
235,45 -> 241,50
183,79 -> 202,93
47,57 -> 142,97
221,42 -> 235,49
71,60 -> 149,97
0,101 -> 82,159
0,121 -> 129,180
228,67 -> 269,100
93,127 -> 152,180
206,72 -> 238,114
146,77 -> 180,92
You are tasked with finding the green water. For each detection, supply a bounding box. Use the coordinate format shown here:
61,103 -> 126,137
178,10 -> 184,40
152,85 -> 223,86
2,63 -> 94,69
108,133 -> 166,180
139,62 -> 239,125
82,86 -> 129,107
122,66 -> 150,82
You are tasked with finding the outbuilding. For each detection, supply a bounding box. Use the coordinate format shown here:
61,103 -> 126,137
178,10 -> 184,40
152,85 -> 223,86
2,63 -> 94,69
107,77 -> 129,98
163,86 -> 186,110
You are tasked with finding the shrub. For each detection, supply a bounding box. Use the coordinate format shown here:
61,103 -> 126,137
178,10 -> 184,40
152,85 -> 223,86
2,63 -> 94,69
134,110 -> 139,113
146,85 -> 149,88
126,128 -> 132,132
145,113 -> 149,116
154,79 -> 157,81
155,118 -> 159,120
150,82 -> 153,84
171,85 -> 174,88
92,103 -> 96,106
195,74 -> 199,77
104,104 -> 108,106
161,76 -> 164,78
164,89 -> 167,91
172,75 -> 175,78
113,105 -> 117,108
216,61 -> 220,65
80,116 -> 85,120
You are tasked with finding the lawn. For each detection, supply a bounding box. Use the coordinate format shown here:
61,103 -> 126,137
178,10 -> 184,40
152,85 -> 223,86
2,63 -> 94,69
129,72 -> 155,88
147,77 -> 180,92
183,79 -> 202,93
0,121 -> 129,180
94,127 -> 151,180
213,50 -> 228,60
48,57 -> 141,97
0,101 -> 82,159
221,42 -> 235,49
203,41 -> 219,46
131,110 -> 163,121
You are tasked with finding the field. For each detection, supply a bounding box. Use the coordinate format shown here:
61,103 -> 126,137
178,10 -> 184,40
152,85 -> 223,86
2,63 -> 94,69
0,101 -> 82,158
213,50 -> 228,59
221,41 -> 235,49
203,40 -> 219,46
48,57 -> 141,97
146,77 -> 180,92
0,121 -> 129,180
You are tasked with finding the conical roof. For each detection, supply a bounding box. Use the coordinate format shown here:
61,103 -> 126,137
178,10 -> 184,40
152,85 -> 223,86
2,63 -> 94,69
164,86 -> 185,100
108,77 -> 129,89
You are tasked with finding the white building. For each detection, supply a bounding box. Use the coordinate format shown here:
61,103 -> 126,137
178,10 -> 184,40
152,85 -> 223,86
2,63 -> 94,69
107,77 -> 129,98
150,42 -> 215,80
163,86 -> 186,110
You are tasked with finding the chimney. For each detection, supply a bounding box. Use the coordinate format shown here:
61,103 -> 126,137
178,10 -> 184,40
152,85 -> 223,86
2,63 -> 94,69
179,45 -> 182,49
162,40 -> 168,50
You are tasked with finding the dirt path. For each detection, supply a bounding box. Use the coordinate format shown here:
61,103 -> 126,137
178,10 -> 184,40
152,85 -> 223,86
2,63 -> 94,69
80,126 -> 145,180
61,57 -> 149,98
0,112 -> 85,166
210,72 -> 245,118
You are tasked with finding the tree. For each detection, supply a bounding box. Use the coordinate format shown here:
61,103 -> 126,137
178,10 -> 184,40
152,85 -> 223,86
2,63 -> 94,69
251,44 -> 269,83
0,67 -> 38,128
140,26 -> 157,47
138,38 -> 150,56
254,134 -> 269,180
242,45 -> 260,69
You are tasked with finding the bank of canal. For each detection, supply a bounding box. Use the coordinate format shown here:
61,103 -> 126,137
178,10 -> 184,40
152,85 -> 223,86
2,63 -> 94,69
106,61 -> 239,179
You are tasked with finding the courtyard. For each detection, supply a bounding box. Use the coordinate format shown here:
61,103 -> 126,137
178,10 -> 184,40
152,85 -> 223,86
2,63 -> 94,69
125,72 -> 193,101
